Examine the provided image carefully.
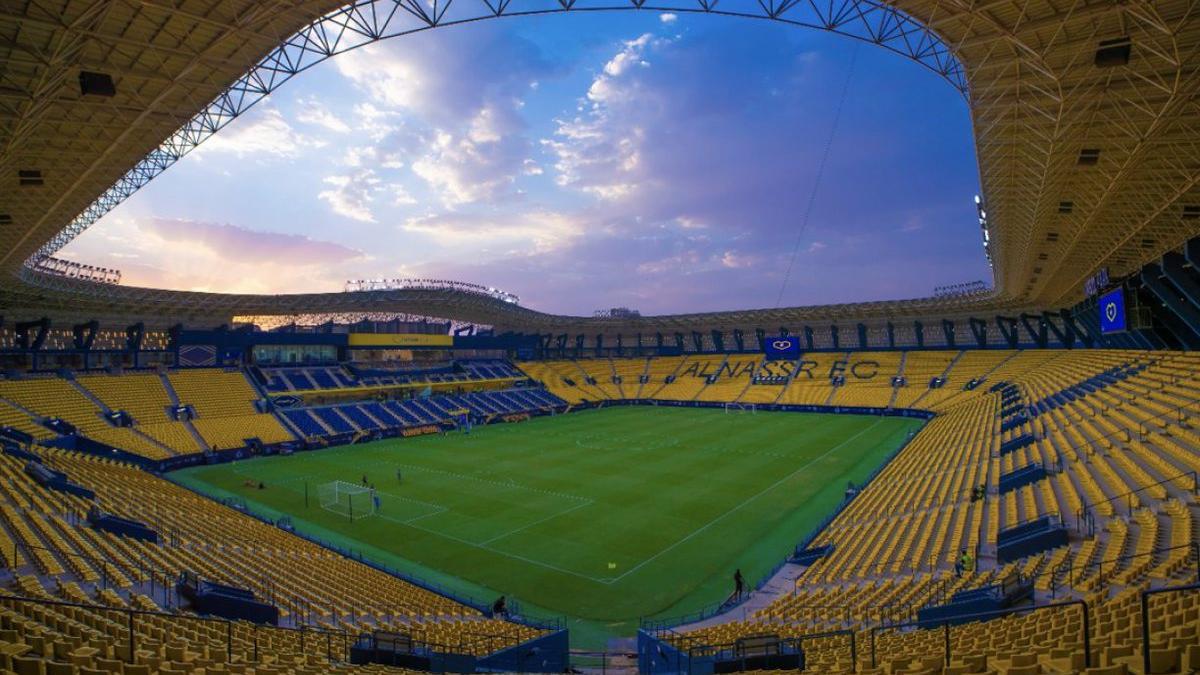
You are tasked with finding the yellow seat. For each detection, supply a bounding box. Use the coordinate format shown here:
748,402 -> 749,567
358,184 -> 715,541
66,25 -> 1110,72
45,661 -> 76,675
13,654 -> 46,675
1084,664 -> 1128,675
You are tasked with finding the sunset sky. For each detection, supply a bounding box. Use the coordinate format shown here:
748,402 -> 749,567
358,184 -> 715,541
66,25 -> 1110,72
58,11 -> 990,316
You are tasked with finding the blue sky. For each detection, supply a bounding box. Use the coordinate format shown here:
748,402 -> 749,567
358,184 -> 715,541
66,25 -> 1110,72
59,12 -> 990,315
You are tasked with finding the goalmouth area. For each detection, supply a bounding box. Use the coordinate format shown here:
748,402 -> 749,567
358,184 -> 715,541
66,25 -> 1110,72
171,406 -> 923,646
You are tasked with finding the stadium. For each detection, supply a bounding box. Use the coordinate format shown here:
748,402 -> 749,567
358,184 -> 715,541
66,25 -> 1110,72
2,0 -> 1200,674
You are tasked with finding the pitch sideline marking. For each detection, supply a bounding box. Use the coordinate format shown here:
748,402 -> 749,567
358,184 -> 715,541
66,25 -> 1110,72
389,516 -> 613,584
478,498 -> 594,546
605,418 -> 887,584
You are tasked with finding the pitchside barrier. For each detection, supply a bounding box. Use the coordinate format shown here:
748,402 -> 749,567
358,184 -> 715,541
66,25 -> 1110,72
638,626 -> 855,675
164,474 -> 568,632
595,398 -> 936,420
350,626 -> 569,673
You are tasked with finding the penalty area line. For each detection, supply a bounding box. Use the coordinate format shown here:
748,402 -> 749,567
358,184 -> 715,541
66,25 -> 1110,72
478,499 -> 594,546
384,515 -> 612,585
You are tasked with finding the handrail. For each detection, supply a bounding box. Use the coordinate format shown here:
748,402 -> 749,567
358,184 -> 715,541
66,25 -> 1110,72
1140,582 -> 1200,675
999,511 -> 1061,533
837,539 -> 983,579
1079,469 -> 1198,518
0,592 -> 351,664
1049,542 -> 1200,596
1059,396 -> 1199,460
868,599 -> 1090,669
8,540 -> 183,606
681,629 -> 855,668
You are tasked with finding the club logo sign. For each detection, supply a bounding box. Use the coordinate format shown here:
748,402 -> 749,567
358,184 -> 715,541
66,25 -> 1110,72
763,336 -> 801,360
272,395 -> 302,408
1099,287 -> 1126,334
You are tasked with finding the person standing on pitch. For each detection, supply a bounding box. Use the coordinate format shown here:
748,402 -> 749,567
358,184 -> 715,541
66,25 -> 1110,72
396,468 -> 402,484
734,569 -> 745,601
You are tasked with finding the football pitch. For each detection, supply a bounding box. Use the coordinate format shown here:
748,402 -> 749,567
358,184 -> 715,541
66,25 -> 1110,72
173,406 -> 922,644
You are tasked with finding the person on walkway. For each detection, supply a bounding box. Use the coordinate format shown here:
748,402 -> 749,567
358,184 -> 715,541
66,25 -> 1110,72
734,568 -> 745,601
955,549 -> 974,578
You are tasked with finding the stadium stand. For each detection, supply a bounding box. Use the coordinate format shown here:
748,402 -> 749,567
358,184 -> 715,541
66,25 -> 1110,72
582,349 -> 1199,672
4,0 -> 1200,668
166,370 -> 294,450
0,440 -> 554,673
0,347 -> 1194,673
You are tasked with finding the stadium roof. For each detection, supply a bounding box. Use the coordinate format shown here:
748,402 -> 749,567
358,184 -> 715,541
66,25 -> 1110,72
2,0 -> 1199,330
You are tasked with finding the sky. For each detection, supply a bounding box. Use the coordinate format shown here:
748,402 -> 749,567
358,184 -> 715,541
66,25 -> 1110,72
57,12 -> 991,316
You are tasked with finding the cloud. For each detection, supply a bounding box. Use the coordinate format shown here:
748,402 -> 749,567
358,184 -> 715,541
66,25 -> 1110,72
332,33 -> 559,207
408,104 -> 530,206
54,20 -> 987,313
55,215 -> 371,294
142,218 -> 363,265
295,97 -> 351,133
399,211 -> 583,254
659,12 -> 678,23
900,215 -> 925,232
193,106 -> 321,159
319,170 -> 383,222
721,250 -> 757,268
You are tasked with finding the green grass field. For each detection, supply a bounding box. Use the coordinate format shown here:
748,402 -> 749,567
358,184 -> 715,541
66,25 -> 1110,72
172,406 -> 922,646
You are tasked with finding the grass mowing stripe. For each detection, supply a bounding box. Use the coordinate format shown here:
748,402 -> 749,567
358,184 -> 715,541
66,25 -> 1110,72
606,417 -> 885,584
480,499 -> 595,546
175,406 -> 923,647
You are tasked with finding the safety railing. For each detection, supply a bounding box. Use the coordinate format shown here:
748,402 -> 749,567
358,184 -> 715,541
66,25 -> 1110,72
1077,469 -> 1197,520
839,540 -> 983,580
1140,582 -> 1199,675
0,592 -> 353,665
653,629 -> 855,675
1062,397 -> 1199,460
868,599 -> 1091,669
5,540 -> 183,607
1047,541 -> 1200,598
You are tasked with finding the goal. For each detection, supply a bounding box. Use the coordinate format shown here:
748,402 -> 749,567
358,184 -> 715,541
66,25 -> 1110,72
723,403 -> 757,414
317,481 -> 377,521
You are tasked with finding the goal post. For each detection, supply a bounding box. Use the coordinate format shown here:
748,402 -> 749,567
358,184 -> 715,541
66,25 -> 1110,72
317,481 -> 377,521
723,402 -> 757,414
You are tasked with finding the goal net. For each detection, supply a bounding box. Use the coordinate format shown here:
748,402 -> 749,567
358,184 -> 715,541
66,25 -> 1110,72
317,481 -> 377,521
723,403 -> 757,414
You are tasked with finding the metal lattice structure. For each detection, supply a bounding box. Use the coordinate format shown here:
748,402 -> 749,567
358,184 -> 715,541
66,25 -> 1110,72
11,0 -> 969,271
2,0 -> 1199,333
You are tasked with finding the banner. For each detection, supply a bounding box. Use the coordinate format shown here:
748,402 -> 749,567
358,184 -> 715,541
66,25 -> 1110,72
178,345 -> 217,367
1099,287 -> 1126,334
763,336 -> 801,361
347,333 -> 454,348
